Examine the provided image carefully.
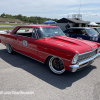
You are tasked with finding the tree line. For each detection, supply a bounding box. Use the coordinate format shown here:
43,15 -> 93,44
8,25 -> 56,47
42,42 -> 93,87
0,13 -> 58,23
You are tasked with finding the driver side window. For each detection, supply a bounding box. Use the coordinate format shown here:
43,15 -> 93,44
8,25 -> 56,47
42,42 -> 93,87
81,30 -> 87,36
68,29 -> 74,34
15,27 -> 37,39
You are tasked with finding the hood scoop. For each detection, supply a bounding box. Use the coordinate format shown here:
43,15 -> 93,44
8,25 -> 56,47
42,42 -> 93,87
52,36 -> 80,45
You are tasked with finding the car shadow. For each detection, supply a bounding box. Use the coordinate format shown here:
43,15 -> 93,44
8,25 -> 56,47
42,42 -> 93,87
0,49 -> 97,89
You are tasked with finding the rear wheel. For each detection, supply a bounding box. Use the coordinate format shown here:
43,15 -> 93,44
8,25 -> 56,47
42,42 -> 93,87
6,44 -> 13,54
47,56 -> 65,74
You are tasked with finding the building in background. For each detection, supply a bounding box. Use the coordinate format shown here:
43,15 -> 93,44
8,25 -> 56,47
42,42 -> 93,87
56,14 -> 88,31
56,18 -> 88,31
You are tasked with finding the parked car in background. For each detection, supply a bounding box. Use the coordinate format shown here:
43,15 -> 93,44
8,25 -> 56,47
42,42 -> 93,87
64,27 -> 100,43
0,25 -> 100,74
89,27 -> 100,34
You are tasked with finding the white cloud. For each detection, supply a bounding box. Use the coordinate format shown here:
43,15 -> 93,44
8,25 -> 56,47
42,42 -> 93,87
0,0 -> 100,21
83,12 -> 100,17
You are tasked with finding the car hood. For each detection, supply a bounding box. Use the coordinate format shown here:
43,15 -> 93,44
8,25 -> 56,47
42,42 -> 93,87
43,36 -> 98,54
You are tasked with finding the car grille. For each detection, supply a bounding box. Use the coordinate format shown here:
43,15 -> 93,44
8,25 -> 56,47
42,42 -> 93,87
77,49 -> 97,62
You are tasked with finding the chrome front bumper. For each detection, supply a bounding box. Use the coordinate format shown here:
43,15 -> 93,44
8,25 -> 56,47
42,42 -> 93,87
70,53 -> 100,72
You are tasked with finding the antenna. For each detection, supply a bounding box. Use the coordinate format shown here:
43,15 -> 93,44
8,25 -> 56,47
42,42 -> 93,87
72,3 -> 82,20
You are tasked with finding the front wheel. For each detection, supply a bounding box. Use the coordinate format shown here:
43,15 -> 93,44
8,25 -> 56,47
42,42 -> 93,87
47,56 -> 65,74
6,44 -> 13,54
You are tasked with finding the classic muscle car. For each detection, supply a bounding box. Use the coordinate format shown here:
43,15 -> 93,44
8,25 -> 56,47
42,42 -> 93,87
63,27 -> 100,43
0,25 -> 100,74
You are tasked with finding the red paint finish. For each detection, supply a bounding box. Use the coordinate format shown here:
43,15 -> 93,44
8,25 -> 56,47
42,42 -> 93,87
0,25 -> 99,71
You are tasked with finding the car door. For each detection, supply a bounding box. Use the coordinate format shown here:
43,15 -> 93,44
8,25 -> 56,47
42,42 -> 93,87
65,29 -> 80,38
68,29 -> 90,40
64,29 -> 74,37
7,33 -> 19,51
78,29 -> 90,40
66,29 -> 83,38
14,27 -> 38,60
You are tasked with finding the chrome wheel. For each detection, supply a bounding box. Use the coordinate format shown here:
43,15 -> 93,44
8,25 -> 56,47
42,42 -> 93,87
48,57 -> 65,74
6,44 -> 13,54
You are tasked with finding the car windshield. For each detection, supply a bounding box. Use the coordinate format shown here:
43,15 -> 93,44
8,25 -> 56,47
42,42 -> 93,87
86,28 -> 99,36
98,28 -> 100,32
35,27 -> 65,38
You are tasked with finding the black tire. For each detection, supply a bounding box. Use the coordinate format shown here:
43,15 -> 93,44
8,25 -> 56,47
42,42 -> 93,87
6,44 -> 13,54
47,56 -> 65,74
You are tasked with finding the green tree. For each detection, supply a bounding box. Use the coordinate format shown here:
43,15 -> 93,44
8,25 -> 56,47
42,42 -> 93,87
0,13 -> 58,23
1,13 -> 6,17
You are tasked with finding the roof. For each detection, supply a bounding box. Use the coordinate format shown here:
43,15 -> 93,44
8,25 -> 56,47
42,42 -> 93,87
57,18 -> 88,24
87,27 -> 100,28
63,27 -> 92,33
67,27 -> 91,30
43,20 -> 57,24
88,22 -> 98,25
18,25 -> 57,27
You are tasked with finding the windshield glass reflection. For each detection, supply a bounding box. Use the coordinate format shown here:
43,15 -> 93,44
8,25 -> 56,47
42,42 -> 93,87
35,27 -> 65,38
86,29 -> 99,36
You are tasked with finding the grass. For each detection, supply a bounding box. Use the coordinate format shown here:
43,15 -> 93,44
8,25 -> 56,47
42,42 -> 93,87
0,17 -> 23,23
0,27 -> 14,30
0,17 -> 24,30
0,23 -> 25,30
0,23 -> 24,25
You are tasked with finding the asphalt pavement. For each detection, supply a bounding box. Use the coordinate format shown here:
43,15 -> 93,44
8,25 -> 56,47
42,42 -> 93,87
0,25 -> 13,27
0,43 -> 100,100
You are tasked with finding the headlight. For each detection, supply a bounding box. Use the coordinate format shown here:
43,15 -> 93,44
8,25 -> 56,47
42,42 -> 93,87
72,54 -> 79,64
97,47 -> 100,53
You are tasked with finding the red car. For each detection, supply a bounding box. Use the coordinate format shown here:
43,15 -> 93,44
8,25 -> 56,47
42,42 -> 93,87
0,25 -> 100,74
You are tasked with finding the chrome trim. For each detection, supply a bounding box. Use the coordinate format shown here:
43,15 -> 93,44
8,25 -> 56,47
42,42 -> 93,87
13,50 -> 67,68
62,58 -> 71,61
38,50 -> 49,55
33,27 -> 37,39
35,27 -> 39,39
70,53 -> 100,72
77,62 -> 92,69
2,39 -> 38,51
77,49 -> 97,62
18,44 -> 38,51
85,47 -> 97,52
38,51 -> 70,61
14,27 -> 37,39
7,41 -> 38,52
79,48 -> 97,56
2,39 -> 71,61
49,56 -> 65,74
13,50 -> 44,63
14,34 -> 34,39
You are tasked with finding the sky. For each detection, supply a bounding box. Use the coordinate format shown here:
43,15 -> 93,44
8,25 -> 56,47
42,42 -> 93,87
0,0 -> 100,22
